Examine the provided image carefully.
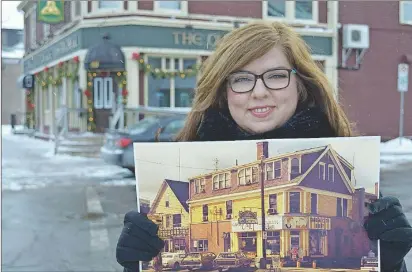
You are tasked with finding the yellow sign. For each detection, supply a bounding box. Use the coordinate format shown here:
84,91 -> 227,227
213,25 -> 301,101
90,61 -> 100,69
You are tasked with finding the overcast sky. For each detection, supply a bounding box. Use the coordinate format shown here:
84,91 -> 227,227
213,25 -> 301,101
134,137 -> 381,204
2,1 -> 24,30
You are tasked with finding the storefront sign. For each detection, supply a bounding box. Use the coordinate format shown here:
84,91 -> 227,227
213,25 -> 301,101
265,215 -> 283,230
309,216 -> 331,230
172,31 -> 223,48
283,216 -> 308,229
23,31 -> 81,73
238,210 -> 258,224
232,220 -> 261,232
23,24 -> 333,73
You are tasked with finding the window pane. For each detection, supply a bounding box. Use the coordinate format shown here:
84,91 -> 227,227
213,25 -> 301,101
148,57 -> 171,107
175,59 -> 196,107
268,0 -> 285,17
404,2 -> 412,22
98,0 -> 121,9
295,1 -> 313,20
159,1 -> 181,10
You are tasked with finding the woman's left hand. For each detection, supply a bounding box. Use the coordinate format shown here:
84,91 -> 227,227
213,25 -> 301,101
364,195 -> 412,271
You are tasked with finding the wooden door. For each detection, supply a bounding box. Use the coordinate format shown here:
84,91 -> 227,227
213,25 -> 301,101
93,76 -> 115,133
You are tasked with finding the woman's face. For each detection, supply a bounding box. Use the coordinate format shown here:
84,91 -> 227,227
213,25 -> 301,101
226,46 -> 299,134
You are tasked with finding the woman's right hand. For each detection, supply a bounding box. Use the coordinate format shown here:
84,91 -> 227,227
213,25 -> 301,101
116,210 -> 165,272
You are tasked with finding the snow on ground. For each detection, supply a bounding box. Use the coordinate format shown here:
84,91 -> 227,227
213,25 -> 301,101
380,137 -> 412,170
2,126 -> 133,191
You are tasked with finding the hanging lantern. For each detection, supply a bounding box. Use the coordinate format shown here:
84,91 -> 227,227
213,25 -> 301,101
58,62 -> 63,67
44,67 -> 49,72
73,56 -> 79,63
122,89 -> 128,97
132,52 -> 140,60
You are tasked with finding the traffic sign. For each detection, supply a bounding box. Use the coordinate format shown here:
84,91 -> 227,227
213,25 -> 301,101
397,63 -> 409,92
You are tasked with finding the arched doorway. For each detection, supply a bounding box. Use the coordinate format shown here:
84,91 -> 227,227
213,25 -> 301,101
84,34 -> 125,133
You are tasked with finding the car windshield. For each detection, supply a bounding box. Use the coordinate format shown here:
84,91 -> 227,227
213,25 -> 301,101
127,117 -> 160,134
219,253 -> 236,258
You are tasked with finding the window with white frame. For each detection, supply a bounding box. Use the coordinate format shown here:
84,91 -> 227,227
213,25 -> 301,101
318,162 -> 326,180
328,165 -> 335,182
103,77 -> 113,109
30,9 -> 37,48
238,166 -> 259,185
98,0 -> 122,9
94,78 -> 104,109
213,172 -> 231,190
194,178 -> 205,194
94,77 -> 114,109
400,1 -> 412,25
266,160 -> 282,180
147,56 -> 197,108
265,0 -> 317,22
154,1 -> 188,14
43,24 -> 50,39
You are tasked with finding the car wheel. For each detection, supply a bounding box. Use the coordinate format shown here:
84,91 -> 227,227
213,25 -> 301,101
173,262 -> 180,270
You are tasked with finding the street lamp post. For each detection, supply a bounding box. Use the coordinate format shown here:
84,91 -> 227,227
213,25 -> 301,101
260,155 -> 267,268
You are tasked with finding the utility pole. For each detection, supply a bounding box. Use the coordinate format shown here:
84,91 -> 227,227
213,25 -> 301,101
213,158 -> 219,171
259,154 -> 267,267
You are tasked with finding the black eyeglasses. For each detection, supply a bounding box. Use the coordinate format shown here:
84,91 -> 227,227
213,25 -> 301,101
227,68 -> 297,93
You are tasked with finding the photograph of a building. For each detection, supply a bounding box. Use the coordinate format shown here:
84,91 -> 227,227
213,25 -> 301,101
134,137 -> 380,270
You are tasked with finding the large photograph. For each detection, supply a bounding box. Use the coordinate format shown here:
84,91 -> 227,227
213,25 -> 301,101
134,137 -> 380,271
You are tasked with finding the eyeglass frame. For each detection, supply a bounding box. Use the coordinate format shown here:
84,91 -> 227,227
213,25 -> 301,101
227,68 -> 297,93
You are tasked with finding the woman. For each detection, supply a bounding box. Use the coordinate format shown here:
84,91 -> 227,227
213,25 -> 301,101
116,21 -> 412,272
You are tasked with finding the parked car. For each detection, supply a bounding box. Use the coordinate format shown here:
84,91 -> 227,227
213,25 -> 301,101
161,252 -> 187,270
214,252 -> 252,271
181,252 -> 217,270
100,115 -> 186,172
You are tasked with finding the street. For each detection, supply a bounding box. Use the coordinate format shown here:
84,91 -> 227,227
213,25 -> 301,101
2,131 -> 412,271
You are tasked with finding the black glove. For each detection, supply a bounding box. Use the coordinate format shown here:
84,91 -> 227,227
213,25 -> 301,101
116,211 -> 165,272
364,195 -> 412,272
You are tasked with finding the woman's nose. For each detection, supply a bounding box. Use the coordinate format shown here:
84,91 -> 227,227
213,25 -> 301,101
251,78 -> 270,98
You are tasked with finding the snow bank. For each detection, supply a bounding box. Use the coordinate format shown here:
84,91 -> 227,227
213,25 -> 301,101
381,137 -> 412,155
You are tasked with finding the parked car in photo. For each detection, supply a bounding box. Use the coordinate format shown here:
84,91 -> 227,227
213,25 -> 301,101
100,115 -> 186,172
181,252 -> 217,270
161,252 -> 187,270
214,252 -> 252,271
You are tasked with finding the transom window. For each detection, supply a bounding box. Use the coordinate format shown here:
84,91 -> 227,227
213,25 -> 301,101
213,172 -> 231,190
154,1 -> 188,14
238,166 -> 259,185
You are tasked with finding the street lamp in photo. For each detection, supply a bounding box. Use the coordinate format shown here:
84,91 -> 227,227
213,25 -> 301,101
259,154 -> 267,268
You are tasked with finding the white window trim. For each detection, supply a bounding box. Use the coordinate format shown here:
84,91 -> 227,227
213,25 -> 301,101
103,77 -> 114,109
90,0 -> 123,16
327,164 -> 335,182
212,172 -> 231,190
266,160 -> 282,180
93,77 -> 104,109
400,1 -> 412,25
154,1 -> 188,16
71,0 -> 82,20
144,55 -> 198,109
318,162 -> 326,180
262,1 -> 319,25
238,166 -> 259,185
30,8 -> 37,48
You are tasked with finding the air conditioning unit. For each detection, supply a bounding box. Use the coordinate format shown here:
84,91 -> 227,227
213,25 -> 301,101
267,208 -> 277,215
342,24 -> 370,49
